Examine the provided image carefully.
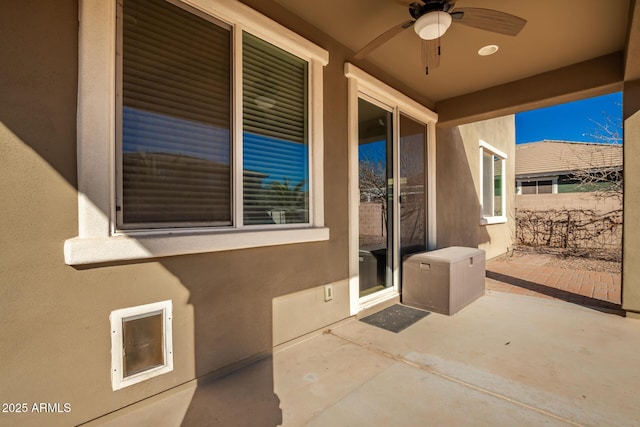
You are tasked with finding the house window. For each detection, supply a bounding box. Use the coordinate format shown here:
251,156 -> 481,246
118,0 -> 310,229
66,0 -> 329,265
242,33 -> 309,225
479,140 -> 507,225
537,180 -> 553,194
110,300 -> 173,390
521,181 -> 537,195
517,178 -> 558,195
118,0 -> 233,229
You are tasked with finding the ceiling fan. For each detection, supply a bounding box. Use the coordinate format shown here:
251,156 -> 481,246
354,0 -> 527,74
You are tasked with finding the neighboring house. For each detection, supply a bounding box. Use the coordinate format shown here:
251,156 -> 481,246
1,0 -> 639,425
516,140 -> 623,213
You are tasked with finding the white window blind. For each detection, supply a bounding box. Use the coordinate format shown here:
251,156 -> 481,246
242,32 -> 309,225
120,0 -> 232,228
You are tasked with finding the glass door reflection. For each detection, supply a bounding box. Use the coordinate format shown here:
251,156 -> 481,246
399,114 -> 427,259
358,98 -> 393,297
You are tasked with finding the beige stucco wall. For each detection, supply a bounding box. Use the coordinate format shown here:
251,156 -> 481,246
623,79 -> 640,317
516,193 -> 622,213
0,1 -> 351,425
620,0 -> 640,318
0,0 -> 447,425
436,116 -> 516,260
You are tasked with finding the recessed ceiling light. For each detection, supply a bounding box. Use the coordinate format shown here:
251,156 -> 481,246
478,45 -> 499,56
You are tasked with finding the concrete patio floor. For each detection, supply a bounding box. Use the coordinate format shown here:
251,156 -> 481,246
90,291 -> 640,427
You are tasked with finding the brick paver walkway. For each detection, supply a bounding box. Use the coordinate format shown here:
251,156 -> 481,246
486,253 -> 622,312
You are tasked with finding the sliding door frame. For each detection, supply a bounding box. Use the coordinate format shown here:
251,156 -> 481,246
345,63 -> 438,315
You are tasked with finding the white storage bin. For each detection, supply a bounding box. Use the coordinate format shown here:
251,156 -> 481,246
403,247 -> 486,315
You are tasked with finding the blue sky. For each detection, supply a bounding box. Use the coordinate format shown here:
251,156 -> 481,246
515,92 -> 622,144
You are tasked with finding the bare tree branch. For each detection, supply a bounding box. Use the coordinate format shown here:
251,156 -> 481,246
568,106 -> 623,201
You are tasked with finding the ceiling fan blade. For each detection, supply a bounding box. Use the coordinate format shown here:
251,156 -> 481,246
422,38 -> 440,74
453,7 -> 526,36
354,20 -> 415,60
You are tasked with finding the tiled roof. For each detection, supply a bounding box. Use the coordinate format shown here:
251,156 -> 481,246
516,140 -> 623,176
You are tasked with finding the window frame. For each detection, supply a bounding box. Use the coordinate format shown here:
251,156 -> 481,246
516,177 -> 559,195
479,140 -> 507,225
345,63 -> 438,315
115,0 -> 235,230
66,0 -> 329,265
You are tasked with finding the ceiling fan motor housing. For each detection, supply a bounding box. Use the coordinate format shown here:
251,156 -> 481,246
411,1 -> 454,40
409,0 -> 454,19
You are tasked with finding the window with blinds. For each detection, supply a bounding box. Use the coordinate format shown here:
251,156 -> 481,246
537,180 -> 553,194
242,32 -> 309,225
118,0 -> 312,231
119,0 -> 232,228
71,0 -> 327,263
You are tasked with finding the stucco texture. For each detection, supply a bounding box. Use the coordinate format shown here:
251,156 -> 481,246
0,1 -> 351,425
436,116 -> 516,260
623,79 -> 640,315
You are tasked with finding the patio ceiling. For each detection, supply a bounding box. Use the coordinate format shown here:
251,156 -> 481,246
270,0 -> 638,125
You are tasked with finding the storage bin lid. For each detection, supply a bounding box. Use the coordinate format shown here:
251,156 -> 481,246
405,246 -> 484,263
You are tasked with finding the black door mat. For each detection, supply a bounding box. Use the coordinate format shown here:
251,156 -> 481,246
359,304 -> 430,333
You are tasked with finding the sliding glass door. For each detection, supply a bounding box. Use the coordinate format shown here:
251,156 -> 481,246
357,99 -> 429,300
399,114 -> 427,261
358,98 -> 393,297
347,65 -> 437,313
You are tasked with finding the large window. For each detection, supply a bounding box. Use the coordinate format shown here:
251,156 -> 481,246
517,178 -> 557,195
479,141 -> 507,225
118,0 -> 233,228
118,0 -> 310,229
66,0 -> 328,265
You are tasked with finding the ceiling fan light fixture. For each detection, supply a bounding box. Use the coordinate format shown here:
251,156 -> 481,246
414,11 -> 452,40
